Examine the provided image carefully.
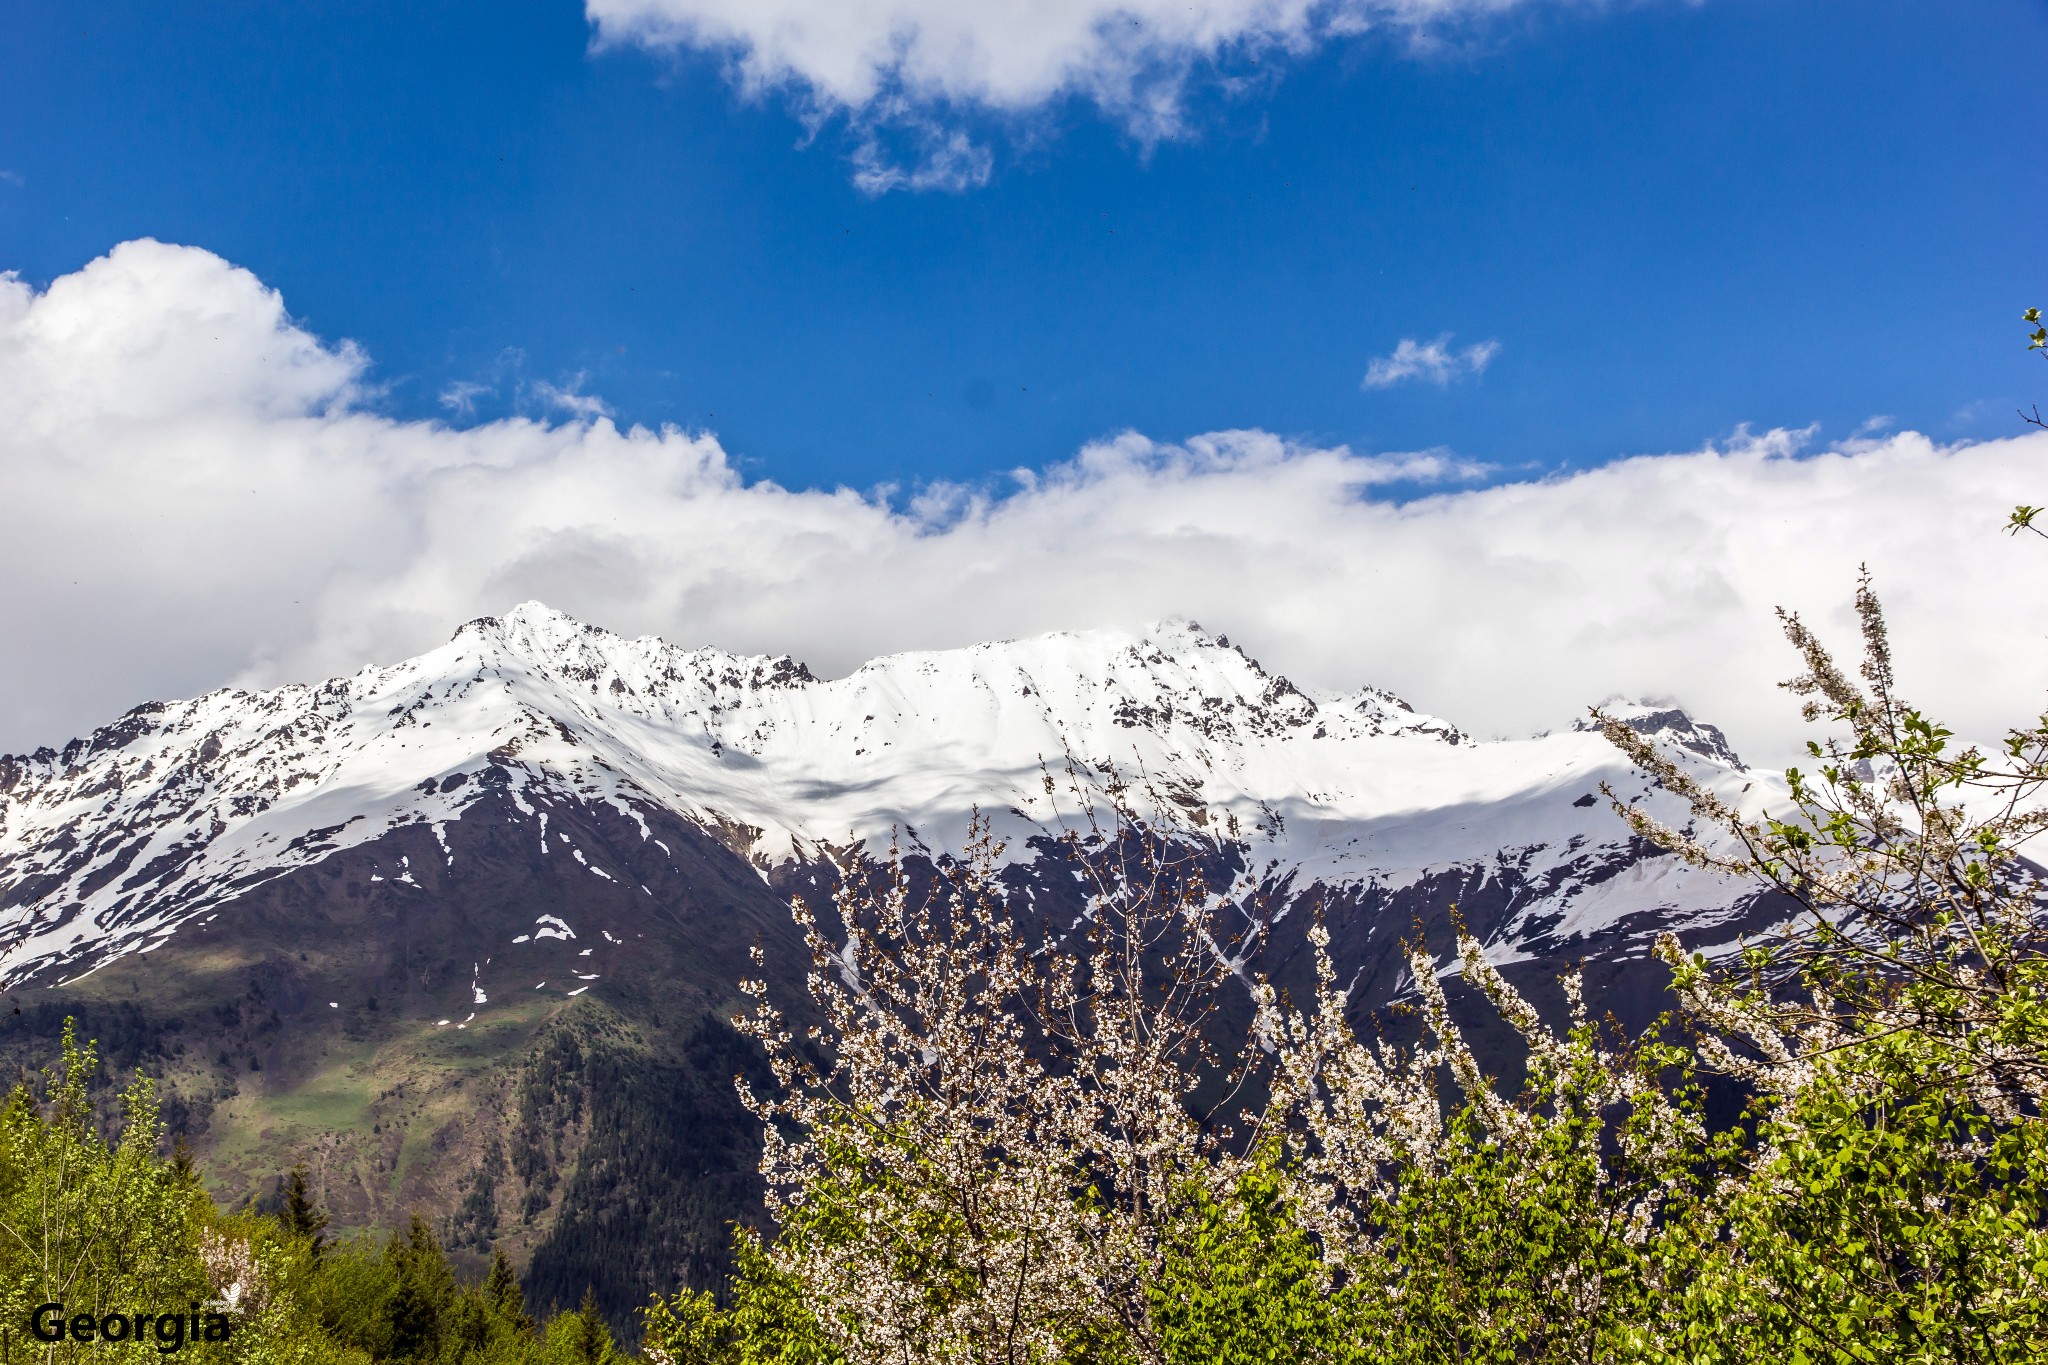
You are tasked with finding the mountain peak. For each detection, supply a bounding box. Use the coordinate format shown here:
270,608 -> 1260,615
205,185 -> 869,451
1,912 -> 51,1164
501,599 -> 586,631
1141,615 -> 1217,643
495,599 -> 614,656
1579,700 -> 1745,769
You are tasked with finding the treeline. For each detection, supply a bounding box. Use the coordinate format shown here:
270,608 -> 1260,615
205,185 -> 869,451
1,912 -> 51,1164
0,1024 -> 632,1365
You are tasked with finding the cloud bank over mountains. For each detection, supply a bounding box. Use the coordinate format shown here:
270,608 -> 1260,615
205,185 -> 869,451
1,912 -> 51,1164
6,239 -> 2045,762
585,0 -> 1588,189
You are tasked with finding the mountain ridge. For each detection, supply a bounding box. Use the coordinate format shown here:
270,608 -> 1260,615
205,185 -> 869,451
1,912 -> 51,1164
1,602 -> 1769,991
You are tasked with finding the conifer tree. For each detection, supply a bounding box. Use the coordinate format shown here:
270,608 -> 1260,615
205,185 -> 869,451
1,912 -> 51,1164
386,1213 -> 458,1364
487,1247 -> 537,1334
169,1132 -> 200,1185
281,1160 -> 329,1256
575,1288 -> 608,1365
548,1286 -> 619,1365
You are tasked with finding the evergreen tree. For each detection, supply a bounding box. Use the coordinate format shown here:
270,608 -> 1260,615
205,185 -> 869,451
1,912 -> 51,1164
282,1160 -> 330,1255
385,1213 -> 458,1364
575,1288 -> 608,1365
546,1287 -> 620,1365
487,1247 -> 537,1334
169,1132 -> 200,1185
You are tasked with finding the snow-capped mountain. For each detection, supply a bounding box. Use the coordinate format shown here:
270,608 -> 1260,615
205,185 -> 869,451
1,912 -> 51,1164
0,602 -> 1769,990
0,604 -> 1789,1295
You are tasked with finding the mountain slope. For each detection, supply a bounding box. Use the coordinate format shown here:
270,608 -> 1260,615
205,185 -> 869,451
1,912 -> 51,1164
0,605 -> 1781,1324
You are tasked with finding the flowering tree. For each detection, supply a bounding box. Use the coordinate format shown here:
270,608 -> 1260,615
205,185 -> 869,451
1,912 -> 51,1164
1250,924 -> 1715,1363
704,770 -> 1726,1363
1595,574 -> 2048,1360
727,772 -> 1267,1365
685,563 -> 2048,1365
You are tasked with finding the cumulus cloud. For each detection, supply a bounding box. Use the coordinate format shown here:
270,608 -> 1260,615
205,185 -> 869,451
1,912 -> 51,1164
586,0 -> 1580,190
1363,333 -> 1500,388
6,239 -> 2048,771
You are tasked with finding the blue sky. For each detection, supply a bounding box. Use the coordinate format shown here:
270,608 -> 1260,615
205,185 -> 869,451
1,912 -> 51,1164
5,0 -> 2044,493
3,0 -> 2048,759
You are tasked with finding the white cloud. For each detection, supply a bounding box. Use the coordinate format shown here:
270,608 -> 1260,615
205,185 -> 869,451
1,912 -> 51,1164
850,122 -> 997,195
1363,333 -> 1500,388
6,239 -> 2048,772
586,0 -> 1582,190
439,380 -> 492,416
530,374 -> 615,420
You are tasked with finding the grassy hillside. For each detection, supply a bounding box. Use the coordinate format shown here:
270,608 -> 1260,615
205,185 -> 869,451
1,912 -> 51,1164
0,790 -> 804,1333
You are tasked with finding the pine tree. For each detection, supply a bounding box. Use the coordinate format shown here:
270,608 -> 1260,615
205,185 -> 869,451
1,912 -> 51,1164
281,1160 -> 329,1256
544,1287 -> 619,1365
486,1247 -> 537,1334
385,1214 -> 458,1364
573,1286 -> 613,1365
169,1132 -> 200,1185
